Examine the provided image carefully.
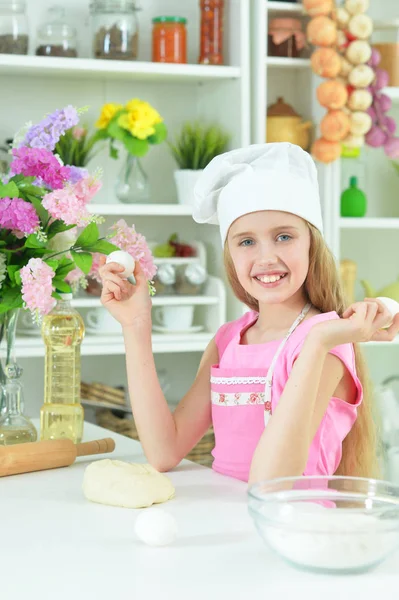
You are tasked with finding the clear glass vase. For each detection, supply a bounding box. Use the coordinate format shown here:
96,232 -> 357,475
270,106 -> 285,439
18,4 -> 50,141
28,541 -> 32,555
115,154 -> 150,204
0,309 -> 37,445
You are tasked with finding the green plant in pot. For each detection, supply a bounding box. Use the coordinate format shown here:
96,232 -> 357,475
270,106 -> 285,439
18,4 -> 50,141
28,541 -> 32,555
168,122 -> 230,206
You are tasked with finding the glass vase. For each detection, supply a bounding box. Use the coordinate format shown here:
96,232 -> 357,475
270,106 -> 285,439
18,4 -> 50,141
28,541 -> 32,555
115,154 -> 150,204
0,309 -> 37,445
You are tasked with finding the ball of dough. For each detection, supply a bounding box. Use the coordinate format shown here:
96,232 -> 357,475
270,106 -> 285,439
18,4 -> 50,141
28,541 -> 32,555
135,509 -> 178,546
83,460 -> 175,508
106,250 -> 135,278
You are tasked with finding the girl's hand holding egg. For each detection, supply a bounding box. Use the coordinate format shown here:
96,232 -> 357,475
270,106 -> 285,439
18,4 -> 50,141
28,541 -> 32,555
99,250 -> 152,328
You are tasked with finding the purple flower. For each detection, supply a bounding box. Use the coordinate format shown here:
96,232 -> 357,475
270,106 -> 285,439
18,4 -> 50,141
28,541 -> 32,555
22,105 -> 79,152
68,165 -> 88,184
0,197 -> 40,235
11,147 -> 71,190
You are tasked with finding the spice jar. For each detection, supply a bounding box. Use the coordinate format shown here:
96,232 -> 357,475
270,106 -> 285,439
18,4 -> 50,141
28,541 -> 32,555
199,0 -> 224,65
36,6 -> 78,58
373,21 -> 399,87
90,0 -> 139,61
152,17 -> 187,64
0,0 -> 29,55
153,264 -> 176,296
268,18 -> 306,59
176,264 -> 207,295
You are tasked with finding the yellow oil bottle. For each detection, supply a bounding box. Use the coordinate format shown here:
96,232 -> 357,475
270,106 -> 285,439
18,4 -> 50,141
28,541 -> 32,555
40,293 -> 85,443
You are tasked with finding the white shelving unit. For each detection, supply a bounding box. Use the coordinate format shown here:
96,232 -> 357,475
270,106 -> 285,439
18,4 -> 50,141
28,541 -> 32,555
88,203 -> 193,216
2,0 -> 250,414
0,54 -> 241,83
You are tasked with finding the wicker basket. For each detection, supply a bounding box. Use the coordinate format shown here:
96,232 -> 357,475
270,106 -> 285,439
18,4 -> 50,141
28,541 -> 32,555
96,409 -> 215,468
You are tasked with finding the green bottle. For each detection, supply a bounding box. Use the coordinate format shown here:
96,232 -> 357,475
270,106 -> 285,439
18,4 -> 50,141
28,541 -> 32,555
340,176 -> 367,217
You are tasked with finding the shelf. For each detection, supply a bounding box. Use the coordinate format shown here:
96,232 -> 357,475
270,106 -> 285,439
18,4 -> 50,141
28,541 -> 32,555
88,203 -> 192,216
14,332 -> 213,357
266,57 -> 311,68
385,87 -> 399,101
340,218 -> 399,229
71,296 -> 219,308
0,54 -> 241,83
267,1 -> 304,14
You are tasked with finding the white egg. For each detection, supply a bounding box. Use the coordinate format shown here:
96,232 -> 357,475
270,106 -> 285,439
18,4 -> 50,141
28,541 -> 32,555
134,509 -> 178,547
106,250 -> 135,278
376,297 -> 399,327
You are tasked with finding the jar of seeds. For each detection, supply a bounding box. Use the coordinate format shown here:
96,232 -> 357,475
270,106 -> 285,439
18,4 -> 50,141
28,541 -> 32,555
0,1 -> 29,55
90,0 -> 139,61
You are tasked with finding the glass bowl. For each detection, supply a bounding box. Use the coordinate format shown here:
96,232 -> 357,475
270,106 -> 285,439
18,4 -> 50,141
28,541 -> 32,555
248,476 -> 399,575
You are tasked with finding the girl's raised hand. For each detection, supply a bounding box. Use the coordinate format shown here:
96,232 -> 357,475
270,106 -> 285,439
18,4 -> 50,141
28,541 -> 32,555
310,298 -> 399,350
98,256 -> 152,328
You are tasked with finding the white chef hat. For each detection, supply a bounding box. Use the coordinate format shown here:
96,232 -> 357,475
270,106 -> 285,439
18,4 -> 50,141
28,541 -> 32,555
192,142 -> 323,244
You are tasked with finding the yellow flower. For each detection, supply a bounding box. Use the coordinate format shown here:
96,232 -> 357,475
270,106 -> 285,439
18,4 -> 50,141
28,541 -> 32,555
96,103 -> 123,129
117,98 -> 163,139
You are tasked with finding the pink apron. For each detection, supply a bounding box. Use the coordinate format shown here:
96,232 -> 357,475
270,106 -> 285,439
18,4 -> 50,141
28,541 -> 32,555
211,303 -> 312,481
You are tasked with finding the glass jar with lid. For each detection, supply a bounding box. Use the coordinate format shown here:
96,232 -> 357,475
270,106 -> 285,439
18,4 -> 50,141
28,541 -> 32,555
90,0 -> 139,61
373,21 -> 399,87
36,5 -> 78,58
152,17 -> 187,64
0,0 -> 29,55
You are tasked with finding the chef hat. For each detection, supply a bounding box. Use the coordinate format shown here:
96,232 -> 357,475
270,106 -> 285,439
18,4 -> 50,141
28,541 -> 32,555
192,142 -> 323,244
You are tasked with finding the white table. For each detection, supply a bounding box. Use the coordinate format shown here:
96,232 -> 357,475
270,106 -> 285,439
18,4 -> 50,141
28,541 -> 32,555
2,421 -> 399,600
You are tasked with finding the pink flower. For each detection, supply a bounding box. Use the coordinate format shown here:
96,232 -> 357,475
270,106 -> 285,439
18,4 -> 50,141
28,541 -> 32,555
42,186 -> 90,227
73,174 -> 102,204
0,197 -> 40,235
109,219 -> 157,280
20,258 -> 56,317
42,173 -> 102,227
249,393 -> 258,404
11,147 -> 71,190
72,126 -> 87,141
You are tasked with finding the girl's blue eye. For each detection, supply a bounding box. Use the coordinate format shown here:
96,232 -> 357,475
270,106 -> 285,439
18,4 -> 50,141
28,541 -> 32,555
240,239 -> 254,247
277,234 -> 292,242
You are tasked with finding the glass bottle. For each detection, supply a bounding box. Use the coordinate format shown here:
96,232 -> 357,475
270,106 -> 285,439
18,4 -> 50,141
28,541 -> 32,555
199,0 -> 224,65
36,5 -> 78,58
0,0 -> 29,55
0,309 -> 37,445
40,294 -> 85,443
90,0 -> 139,61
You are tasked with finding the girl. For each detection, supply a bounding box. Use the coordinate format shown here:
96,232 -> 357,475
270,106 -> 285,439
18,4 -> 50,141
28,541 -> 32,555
99,143 -> 399,486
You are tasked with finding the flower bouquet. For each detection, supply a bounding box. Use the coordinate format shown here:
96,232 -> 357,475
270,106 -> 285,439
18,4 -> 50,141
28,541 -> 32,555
95,98 -> 167,203
0,105 -> 157,414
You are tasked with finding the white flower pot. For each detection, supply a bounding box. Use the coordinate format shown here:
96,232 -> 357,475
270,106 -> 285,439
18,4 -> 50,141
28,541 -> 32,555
173,169 -> 203,206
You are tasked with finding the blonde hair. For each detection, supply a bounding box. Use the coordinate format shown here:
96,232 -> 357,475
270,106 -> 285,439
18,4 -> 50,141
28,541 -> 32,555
224,223 -> 380,478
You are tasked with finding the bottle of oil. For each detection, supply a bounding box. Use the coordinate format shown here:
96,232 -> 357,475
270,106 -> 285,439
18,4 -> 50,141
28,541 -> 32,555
40,293 -> 85,443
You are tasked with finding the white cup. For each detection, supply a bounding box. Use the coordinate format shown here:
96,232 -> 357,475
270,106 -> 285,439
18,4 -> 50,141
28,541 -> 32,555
154,305 -> 194,330
86,308 -> 121,334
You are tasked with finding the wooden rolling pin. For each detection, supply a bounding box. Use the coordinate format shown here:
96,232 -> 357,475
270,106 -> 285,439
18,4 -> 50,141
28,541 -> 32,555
0,437 -> 115,477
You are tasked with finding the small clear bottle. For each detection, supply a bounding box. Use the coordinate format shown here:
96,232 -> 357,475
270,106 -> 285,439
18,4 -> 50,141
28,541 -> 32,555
0,0 -> 29,55
0,309 -> 37,445
36,5 -> 78,58
40,294 -> 85,444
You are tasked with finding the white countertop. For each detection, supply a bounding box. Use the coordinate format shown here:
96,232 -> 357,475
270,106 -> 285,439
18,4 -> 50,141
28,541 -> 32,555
2,421 -> 399,600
